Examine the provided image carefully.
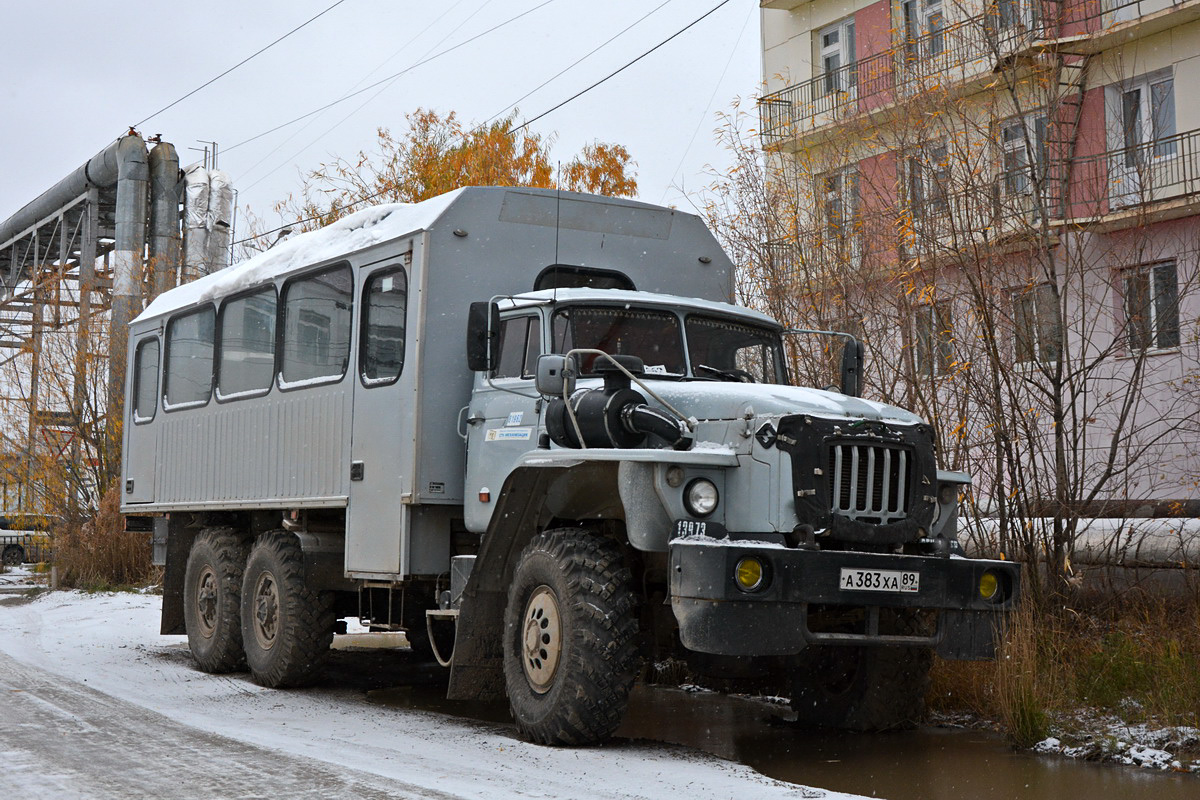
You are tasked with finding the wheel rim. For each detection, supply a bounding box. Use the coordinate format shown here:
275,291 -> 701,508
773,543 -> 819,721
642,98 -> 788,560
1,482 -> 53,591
195,565 -> 219,639
252,571 -> 280,651
521,585 -> 562,694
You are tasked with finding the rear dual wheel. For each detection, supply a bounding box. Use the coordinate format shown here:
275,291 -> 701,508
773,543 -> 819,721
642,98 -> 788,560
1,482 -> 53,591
240,531 -> 336,688
183,528 -> 248,673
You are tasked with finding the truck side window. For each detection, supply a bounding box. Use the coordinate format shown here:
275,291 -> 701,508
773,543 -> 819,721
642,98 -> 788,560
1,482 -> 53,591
132,338 -> 160,423
361,266 -> 408,385
494,316 -> 540,379
218,288 -> 277,398
165,307 -> 215,408
280,264 -> 353,386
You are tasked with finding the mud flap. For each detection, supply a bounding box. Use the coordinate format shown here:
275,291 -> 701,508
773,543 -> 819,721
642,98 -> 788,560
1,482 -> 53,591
936,610 -> 1002,660
446,466 -> 571,701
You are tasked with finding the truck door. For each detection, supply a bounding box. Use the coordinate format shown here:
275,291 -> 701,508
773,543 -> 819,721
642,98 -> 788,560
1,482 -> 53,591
123,335 -> 161,503
346,264 -> 415,576
464,313 -> 544,532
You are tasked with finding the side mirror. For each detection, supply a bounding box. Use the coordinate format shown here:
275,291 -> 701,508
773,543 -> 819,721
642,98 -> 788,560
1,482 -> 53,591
466,301 -> 500,372
840,337 -> 865,397
535,354 -> 576,397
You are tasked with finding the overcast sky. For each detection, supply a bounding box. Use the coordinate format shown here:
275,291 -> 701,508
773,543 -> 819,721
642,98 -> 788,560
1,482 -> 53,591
1,0 -> 761,243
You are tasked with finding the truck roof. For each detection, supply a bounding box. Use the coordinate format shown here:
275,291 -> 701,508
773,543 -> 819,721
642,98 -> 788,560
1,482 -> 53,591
499,288 -> 781,328
134,187 -> 719,326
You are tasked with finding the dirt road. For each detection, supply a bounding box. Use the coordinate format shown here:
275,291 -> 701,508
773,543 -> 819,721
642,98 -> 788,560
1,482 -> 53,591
0,591 -> 851,800
0,648 -> 452,799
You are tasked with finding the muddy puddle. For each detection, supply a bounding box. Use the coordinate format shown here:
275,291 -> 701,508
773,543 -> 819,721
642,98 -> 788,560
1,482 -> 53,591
360,652 -> 1197,800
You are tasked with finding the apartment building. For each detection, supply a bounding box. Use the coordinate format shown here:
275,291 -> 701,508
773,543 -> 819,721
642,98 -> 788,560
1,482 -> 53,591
757,0 -> 1200,519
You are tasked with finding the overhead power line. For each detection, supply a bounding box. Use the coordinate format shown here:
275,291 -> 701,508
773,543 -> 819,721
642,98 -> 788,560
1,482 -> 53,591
224,0 -> 556,154
508,0 -> 733,135
234,1 -> 734,247
480,0 -> 674,129
134,0 -> 351,128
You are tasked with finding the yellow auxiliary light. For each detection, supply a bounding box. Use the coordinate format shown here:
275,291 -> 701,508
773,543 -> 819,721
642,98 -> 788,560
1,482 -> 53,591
979,570 -> 1000,601
735,557 -> 766,592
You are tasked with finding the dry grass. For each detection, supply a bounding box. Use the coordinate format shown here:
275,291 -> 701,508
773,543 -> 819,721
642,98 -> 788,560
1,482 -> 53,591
53,484 -> 158,591
930,586 -> 1200,745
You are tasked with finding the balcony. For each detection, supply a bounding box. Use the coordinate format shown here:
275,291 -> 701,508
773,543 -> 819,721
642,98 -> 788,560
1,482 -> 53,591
1066,127 -> 1200,228
760,13 -> 1047,145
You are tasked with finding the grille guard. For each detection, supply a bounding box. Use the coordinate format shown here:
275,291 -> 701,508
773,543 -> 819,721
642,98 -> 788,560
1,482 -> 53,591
776,415 -> 938,544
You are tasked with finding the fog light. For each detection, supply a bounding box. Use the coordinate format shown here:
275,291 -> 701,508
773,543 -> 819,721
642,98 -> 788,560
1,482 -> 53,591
979,570 -> 1000,601
735,557 -> 766,592
684,478 -> 719,517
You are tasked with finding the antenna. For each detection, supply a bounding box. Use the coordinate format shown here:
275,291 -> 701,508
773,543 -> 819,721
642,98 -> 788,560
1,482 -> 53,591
552,170 -> 562,304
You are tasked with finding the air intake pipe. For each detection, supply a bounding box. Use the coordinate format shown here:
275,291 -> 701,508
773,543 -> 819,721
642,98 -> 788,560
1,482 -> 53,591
545,355 -> 691,450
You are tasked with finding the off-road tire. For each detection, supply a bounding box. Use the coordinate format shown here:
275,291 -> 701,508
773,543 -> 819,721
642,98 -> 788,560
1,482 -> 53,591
2,544 -> 24,566
240,531 -> 336,688
789,644 -> 932,731
503,528 -> 640,746
183,527 -> 248,673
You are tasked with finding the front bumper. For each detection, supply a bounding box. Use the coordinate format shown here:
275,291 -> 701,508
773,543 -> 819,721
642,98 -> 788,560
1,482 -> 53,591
669,538 -> 1019,660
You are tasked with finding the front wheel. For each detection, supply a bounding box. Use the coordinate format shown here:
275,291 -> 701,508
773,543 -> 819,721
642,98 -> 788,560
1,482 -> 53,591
240,531 -> 336,688
503,529 -> 640,746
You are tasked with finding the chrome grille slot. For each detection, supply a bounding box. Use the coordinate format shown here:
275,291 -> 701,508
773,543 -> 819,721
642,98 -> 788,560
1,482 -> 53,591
828,443 -> 910,524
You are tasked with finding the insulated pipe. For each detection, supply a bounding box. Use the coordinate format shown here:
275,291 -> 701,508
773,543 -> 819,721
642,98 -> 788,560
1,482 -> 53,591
108,134 -> 149,441
182,164 -> 210,282
205,169 -> 233,272
0,138 -> 122,246
148,142 -> 181,298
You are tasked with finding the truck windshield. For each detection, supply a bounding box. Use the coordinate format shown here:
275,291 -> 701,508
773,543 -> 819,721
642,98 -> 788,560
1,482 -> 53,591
685,315 -> 788,384
551,306 -> 787,383
552,306 -> 687,376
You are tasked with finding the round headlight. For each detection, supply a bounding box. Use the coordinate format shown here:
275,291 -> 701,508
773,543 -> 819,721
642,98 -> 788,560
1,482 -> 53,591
979,570 -> 1000,601
735,557 -> 766,592
684,478 -> 719,517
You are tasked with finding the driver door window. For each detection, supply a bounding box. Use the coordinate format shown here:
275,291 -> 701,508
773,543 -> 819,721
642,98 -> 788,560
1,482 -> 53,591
494,316 -> 540,379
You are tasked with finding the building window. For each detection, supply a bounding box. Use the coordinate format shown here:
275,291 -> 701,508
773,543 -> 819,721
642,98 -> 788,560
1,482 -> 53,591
1123,261 -> 1180,351
165,307 -> 215,408
1116,71 -> 1176,165
218,288 -> 276,399
818,17 -> 856,95
1011,283 -> 1061,364
132,338 -> 160,423
904,143 -> 950,218
361,266 -> 408,386
281,264 -> 353,386
914,300 -> 954,376
493,316 -> 541,379
999,115 -> 1047,196
901,0 -> 944,58
818,168 -> 860,256
995,0 -> 1036,31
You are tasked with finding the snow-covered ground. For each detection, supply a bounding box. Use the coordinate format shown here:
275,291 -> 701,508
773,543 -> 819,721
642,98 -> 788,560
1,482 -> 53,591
0,590 -> 866,799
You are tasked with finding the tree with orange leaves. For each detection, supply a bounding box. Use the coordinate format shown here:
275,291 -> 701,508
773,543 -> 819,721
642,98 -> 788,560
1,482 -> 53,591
266,109 -> 637,237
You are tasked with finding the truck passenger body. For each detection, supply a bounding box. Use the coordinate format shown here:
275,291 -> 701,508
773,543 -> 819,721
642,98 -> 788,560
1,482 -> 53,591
122,187 -> 1017,745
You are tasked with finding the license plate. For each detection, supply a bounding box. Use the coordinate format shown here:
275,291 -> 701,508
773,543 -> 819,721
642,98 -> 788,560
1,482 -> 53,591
839,568 -> 920,593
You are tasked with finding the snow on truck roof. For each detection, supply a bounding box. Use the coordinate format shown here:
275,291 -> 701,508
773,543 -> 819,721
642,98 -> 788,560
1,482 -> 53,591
134,187 -> 705,326
135,189 -> 468,324
499,289 -> 781,328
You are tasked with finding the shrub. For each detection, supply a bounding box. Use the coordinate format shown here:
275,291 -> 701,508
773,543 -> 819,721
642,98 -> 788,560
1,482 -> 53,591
53,483 -> 157,591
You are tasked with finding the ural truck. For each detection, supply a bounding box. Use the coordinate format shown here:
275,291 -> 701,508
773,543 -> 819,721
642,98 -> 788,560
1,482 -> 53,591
121,186 -> 1018,746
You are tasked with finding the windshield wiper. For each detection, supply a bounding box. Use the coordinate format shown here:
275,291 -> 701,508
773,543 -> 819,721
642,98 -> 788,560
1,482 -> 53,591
694,364 -> 756,383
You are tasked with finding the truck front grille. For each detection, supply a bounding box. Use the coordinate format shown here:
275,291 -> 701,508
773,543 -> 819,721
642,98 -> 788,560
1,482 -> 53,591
828,443 -> 910,524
